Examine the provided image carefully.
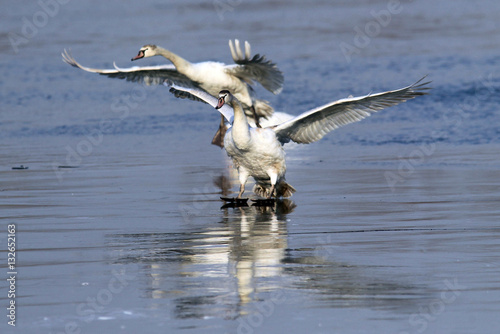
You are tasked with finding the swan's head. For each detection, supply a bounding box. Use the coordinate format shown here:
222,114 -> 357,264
131,44 -> 158,61
216,90 -> 234,109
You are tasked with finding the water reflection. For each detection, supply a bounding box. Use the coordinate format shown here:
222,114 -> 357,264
107,200 -> 295,319
107,199 -> 431,321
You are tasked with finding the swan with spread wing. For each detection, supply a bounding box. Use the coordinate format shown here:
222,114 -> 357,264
62,40 -> 284,147
166,78 -> 430,199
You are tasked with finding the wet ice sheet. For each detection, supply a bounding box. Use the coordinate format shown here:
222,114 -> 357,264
1,137 -> 499,334
2,0 -> 500,333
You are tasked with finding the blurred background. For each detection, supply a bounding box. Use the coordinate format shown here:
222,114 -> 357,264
1,1 -> 500,333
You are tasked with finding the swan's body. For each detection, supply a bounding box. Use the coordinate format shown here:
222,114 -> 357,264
62,40 -> 283,146
166,78 -> 430,198
224,122 -> 293,198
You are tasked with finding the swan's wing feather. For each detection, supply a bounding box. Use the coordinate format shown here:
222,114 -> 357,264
62,49 -> 196,87
112,62 -> 176,72
163,81 -> 234,123
62,49 -> 120,74
167,86 -> 208,104
110,62 -> 197,87
225,40 -> 284,95
273,77 -> 431,144
102,67 -> 195,87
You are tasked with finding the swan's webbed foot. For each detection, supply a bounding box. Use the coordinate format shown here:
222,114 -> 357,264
220,196 -> 249,208
251,198 -> 275,207
220,196 -> 249,202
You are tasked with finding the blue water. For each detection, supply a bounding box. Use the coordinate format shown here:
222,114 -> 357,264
1,0 -> 500,333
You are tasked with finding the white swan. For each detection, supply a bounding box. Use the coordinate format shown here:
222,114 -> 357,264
62,40 -> 284,147
165,78 -> 430,199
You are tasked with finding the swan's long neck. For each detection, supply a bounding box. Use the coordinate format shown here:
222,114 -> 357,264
230,99 -> 252,150
155,46 -> 191,71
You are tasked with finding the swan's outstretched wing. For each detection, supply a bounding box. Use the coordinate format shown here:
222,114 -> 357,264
62,49 -> 195,87
167,84 -> 208,104
164,81 -> 234,123
225,40 -> 284,95
273,77 -> 431,144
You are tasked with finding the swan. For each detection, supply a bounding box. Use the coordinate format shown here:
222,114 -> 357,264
165,78 -> 430,199
62,40 -> 284,147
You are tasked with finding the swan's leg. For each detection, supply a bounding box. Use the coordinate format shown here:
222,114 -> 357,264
237,169 -> 249,198
251,106 -> 261,128
267,172 -> 278,199
238,184 -> 245,198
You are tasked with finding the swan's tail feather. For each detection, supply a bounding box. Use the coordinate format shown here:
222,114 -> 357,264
253,180 -> 296,198
252,99 -> 274,119
276,181 -> 296,198
253,184 -> 268,198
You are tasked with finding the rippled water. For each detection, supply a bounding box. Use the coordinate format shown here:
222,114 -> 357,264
1,0 -> 500,333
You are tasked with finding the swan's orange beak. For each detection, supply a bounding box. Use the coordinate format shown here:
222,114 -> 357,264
131,50 -> 144,61
216,97 -> 225,109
